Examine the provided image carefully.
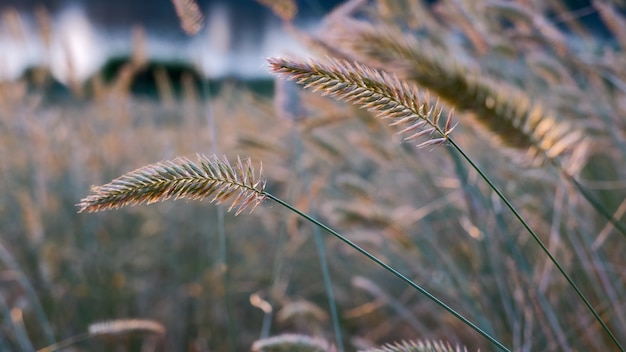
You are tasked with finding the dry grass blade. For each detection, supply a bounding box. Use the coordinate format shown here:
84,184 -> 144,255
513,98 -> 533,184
77,154 -> 266,215
255,0 -> 298,21
251,334 -> 331,352
267,57 -> 452,146
88,319 -> 166,337
593,0 -> 626,50
36,319 -> 166,352
172,0 -> 204,35
361,339 -> 468,352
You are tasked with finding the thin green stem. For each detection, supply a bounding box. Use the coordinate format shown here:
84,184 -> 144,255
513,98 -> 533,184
0,241 -> 55,346
294,128 -> 344,351
36,333 -> 90,352
263,192 -> 511,352
217,207 -> 237,351
0,294 -> 36,352
203,81 -> 237,351
312,220 -> 344,352
559,169 -> 626,238
446,138 -> 625,352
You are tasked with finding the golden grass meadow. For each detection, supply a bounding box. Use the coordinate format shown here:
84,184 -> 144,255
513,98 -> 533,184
1,0 -> 626,351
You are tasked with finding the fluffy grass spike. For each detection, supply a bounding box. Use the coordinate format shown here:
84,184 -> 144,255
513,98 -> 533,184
77,154 -> 266,215
362,339 -> 467,352
268,57 -> 453,147
251,334 -> 330,352
335,24 -> 584,166
37,319 -> 166,352
171,0 -> 204,35
88,319 -> 165,337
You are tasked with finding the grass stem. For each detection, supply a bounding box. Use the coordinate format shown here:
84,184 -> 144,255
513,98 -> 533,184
446,138 -> 625,352
264,192 -> 511,352
312,218 -> 344,352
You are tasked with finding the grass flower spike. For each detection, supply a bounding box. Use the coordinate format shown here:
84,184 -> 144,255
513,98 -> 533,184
78,154 -> 266,215
171,0 -> 204,35
268,56 -> 453,148
332,24 -> 585,166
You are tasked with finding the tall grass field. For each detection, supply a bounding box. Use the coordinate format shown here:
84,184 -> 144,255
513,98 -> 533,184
1,0 -> 625,351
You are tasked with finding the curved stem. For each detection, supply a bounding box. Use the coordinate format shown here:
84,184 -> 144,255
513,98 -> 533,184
446,137 -> 625,352
264,192 -> 511,352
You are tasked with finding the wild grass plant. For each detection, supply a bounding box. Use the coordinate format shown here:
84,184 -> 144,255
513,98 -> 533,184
0,0 -> 626,351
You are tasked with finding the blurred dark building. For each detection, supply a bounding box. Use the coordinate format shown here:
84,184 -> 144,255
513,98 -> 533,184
0,0 -> 343,36
0,1 -> 345,83
0,0 -> 614,84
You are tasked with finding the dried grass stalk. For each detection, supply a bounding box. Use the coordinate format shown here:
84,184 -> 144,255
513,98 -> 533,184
172,0 -> 204,35
35,5 -> 52,49
268,57 -> 452,148
251,333 -> 330,352
77,154 -> 266,215
594,0 -> 626,50
255,0 -> 298,21
88,319 -> 165,337
361,339 -> 468,352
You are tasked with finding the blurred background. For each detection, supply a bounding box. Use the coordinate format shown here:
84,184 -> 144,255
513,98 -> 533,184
0,0 -> 344,84
0,0 -> 614,87
0,0 -> 625,351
